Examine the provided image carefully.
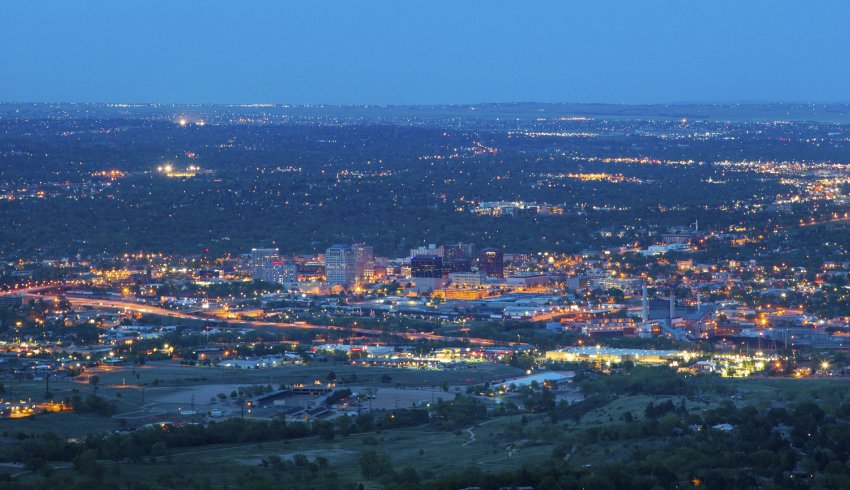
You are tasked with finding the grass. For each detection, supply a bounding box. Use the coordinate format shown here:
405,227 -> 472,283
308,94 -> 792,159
8,368 -> 850,488
107,415 -> 554,488
0,361 -> 521,438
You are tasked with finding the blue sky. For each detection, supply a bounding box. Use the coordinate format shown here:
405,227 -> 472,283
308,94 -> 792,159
1,1 -> 849,104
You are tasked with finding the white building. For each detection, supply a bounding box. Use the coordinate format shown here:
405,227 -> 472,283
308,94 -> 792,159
325,244 -> 356,288
449,272 -> 486,288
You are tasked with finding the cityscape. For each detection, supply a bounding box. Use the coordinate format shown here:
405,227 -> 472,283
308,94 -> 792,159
3,2 -> 850,490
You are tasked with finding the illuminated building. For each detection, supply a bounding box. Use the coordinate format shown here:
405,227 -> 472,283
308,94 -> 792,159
325,244 -> 356,288
478,248 -> 504,278
411,244 -> 443,258
411,255 -> 442,278
251,248 -> 289,283
448,272 -> 485,288
411,255 -> 447,292
545,346 -> 693,364
443,242 -> 475,272
352,243 -> 374,283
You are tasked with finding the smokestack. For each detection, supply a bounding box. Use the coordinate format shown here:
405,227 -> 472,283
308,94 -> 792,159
641,285 -> 649,323
697,292 -> 701,314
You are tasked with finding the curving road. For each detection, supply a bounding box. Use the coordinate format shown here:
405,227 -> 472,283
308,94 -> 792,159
4,286 -> 498,346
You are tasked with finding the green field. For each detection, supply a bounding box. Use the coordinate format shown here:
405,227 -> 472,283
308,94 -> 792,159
0,360 -> 522,438
6,366 -> 850,489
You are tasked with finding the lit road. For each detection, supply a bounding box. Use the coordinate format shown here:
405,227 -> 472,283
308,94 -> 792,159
3,285 -> 498,346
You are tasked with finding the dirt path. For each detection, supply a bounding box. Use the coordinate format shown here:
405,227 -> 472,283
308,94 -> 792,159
477,444 -> 516,465
461,427 -> 476,446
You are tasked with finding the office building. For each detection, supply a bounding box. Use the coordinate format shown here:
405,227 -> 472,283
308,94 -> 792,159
411,255 -> 443,278
352,243 -> 374,283
251,248 -> 281,282
444,243 -> 474,272
325,244 -> 356,288
410,244 -> 443,258
478,248 -> 504,278
410,255 -> 447,292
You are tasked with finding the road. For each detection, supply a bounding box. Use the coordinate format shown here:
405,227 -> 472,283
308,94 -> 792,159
3,285 -> 498,346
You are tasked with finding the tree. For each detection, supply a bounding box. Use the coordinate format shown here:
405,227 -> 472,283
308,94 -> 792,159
325,388 -> 352,407
316,421 -> 335,442
358,450 -> 392,479
149,442 -> 167,463
90,375 -> 100,396
73,449 -> 104,480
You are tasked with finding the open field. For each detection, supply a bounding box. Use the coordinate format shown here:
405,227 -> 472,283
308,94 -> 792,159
20,391 -> 729,488
6,373 -> 850,488
12,415 -> 558,489
0,361 -> 522,438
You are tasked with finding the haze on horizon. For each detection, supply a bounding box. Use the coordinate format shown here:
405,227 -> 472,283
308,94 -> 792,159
1,0 -> 849,106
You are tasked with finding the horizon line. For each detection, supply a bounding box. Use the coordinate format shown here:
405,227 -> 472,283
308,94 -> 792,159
3,100 -> 850,108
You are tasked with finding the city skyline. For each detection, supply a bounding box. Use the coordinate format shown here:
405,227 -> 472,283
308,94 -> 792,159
3,4 -> 850,488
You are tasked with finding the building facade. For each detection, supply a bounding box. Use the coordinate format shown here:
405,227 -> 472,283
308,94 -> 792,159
478,248 -> 504,278
325,244 -> 356,288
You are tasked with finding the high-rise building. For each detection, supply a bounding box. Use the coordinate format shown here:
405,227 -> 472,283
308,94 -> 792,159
478,248 -> 504,278
352,243 -> 374,283
443,243 -> 474,273
411,255 -> 443,278
444,243 -> 475,260
282,263 -> 298,287
410,255 -> 447,292
443,258 -> 470,273
325,244 -> 356,288
251,248 -> 281,282
251,248 -> 279,261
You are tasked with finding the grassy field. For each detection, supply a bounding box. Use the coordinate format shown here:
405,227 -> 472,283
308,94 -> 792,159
45,391 -> 724,488
37,415 -> 560,489
0,361 -> 522,438
7,367 -> 850,488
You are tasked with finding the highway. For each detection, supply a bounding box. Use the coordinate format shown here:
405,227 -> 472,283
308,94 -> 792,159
2,285 -> 498,346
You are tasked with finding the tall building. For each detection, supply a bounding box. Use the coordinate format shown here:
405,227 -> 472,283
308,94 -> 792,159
251,248 -> 281,282
478,248 -> 504,278
352,243 -> 374,283
325,244 -> 356,288
444,258 -> 472,273
444,243 -> 475,260
411,255 -> 443,278
410,255 -> 447,292
443,243 -> 474,273
251,248 -> 279,261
